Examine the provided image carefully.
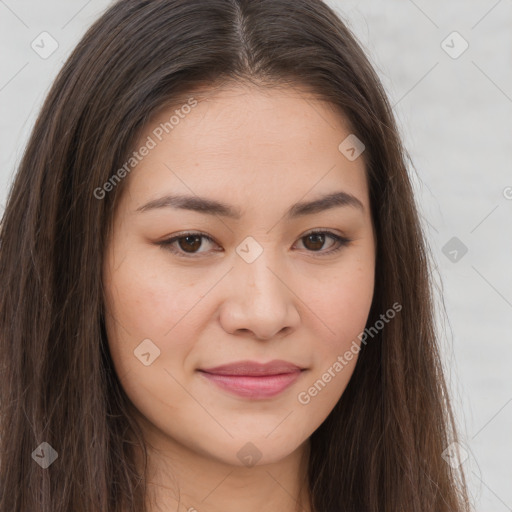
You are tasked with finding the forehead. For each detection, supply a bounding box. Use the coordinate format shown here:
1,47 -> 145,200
123,83 -> 369,214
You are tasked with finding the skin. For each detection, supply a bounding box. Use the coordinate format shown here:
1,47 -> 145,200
103,83 -> 376,512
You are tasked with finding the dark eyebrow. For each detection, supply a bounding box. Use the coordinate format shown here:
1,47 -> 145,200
135,190 -> 364,219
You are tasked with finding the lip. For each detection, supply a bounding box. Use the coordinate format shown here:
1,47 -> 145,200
200,359 -> 303,376
198,359 -> 305,399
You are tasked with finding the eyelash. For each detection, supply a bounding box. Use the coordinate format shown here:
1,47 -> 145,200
157,230 -> 352,258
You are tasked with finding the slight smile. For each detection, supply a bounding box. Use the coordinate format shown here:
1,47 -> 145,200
197,360 -> 307,399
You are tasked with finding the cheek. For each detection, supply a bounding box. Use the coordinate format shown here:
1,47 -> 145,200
102,250 -> 197,382
295,267 -> 373,412
104,248 -> 207,338
102,254 -> 204,426
306,259 -> 375,352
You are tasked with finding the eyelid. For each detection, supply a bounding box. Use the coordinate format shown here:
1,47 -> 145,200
157,229 -> 352,258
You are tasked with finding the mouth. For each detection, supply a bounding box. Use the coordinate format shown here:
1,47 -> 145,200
197,360 -> 306,399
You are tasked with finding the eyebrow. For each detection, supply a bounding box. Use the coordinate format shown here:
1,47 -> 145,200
135,190 -> 364,219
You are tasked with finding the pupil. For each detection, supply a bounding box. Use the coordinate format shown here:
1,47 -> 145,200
180,235 -> 201,252
306,233 -> 324,251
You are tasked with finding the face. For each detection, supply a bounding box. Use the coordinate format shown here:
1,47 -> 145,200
103,83 -> 376,468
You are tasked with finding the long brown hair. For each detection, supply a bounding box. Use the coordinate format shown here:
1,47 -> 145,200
0,1 -> 471,511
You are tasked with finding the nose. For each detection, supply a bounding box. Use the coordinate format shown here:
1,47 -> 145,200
218,251 -> 301,341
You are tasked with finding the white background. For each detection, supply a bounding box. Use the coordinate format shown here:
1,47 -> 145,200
0,1 -> 511,510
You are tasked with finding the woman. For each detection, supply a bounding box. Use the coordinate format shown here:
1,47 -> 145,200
0,1 -> 471,511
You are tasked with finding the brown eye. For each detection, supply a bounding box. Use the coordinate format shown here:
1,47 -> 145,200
302,232 -> 327,251
297,230 -> 351,254
158,230 -> 351,259
177,234 -> 203,253
158,232 -> 218,257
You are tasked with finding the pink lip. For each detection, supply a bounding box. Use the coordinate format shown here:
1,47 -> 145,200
198,360 -> 305,399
